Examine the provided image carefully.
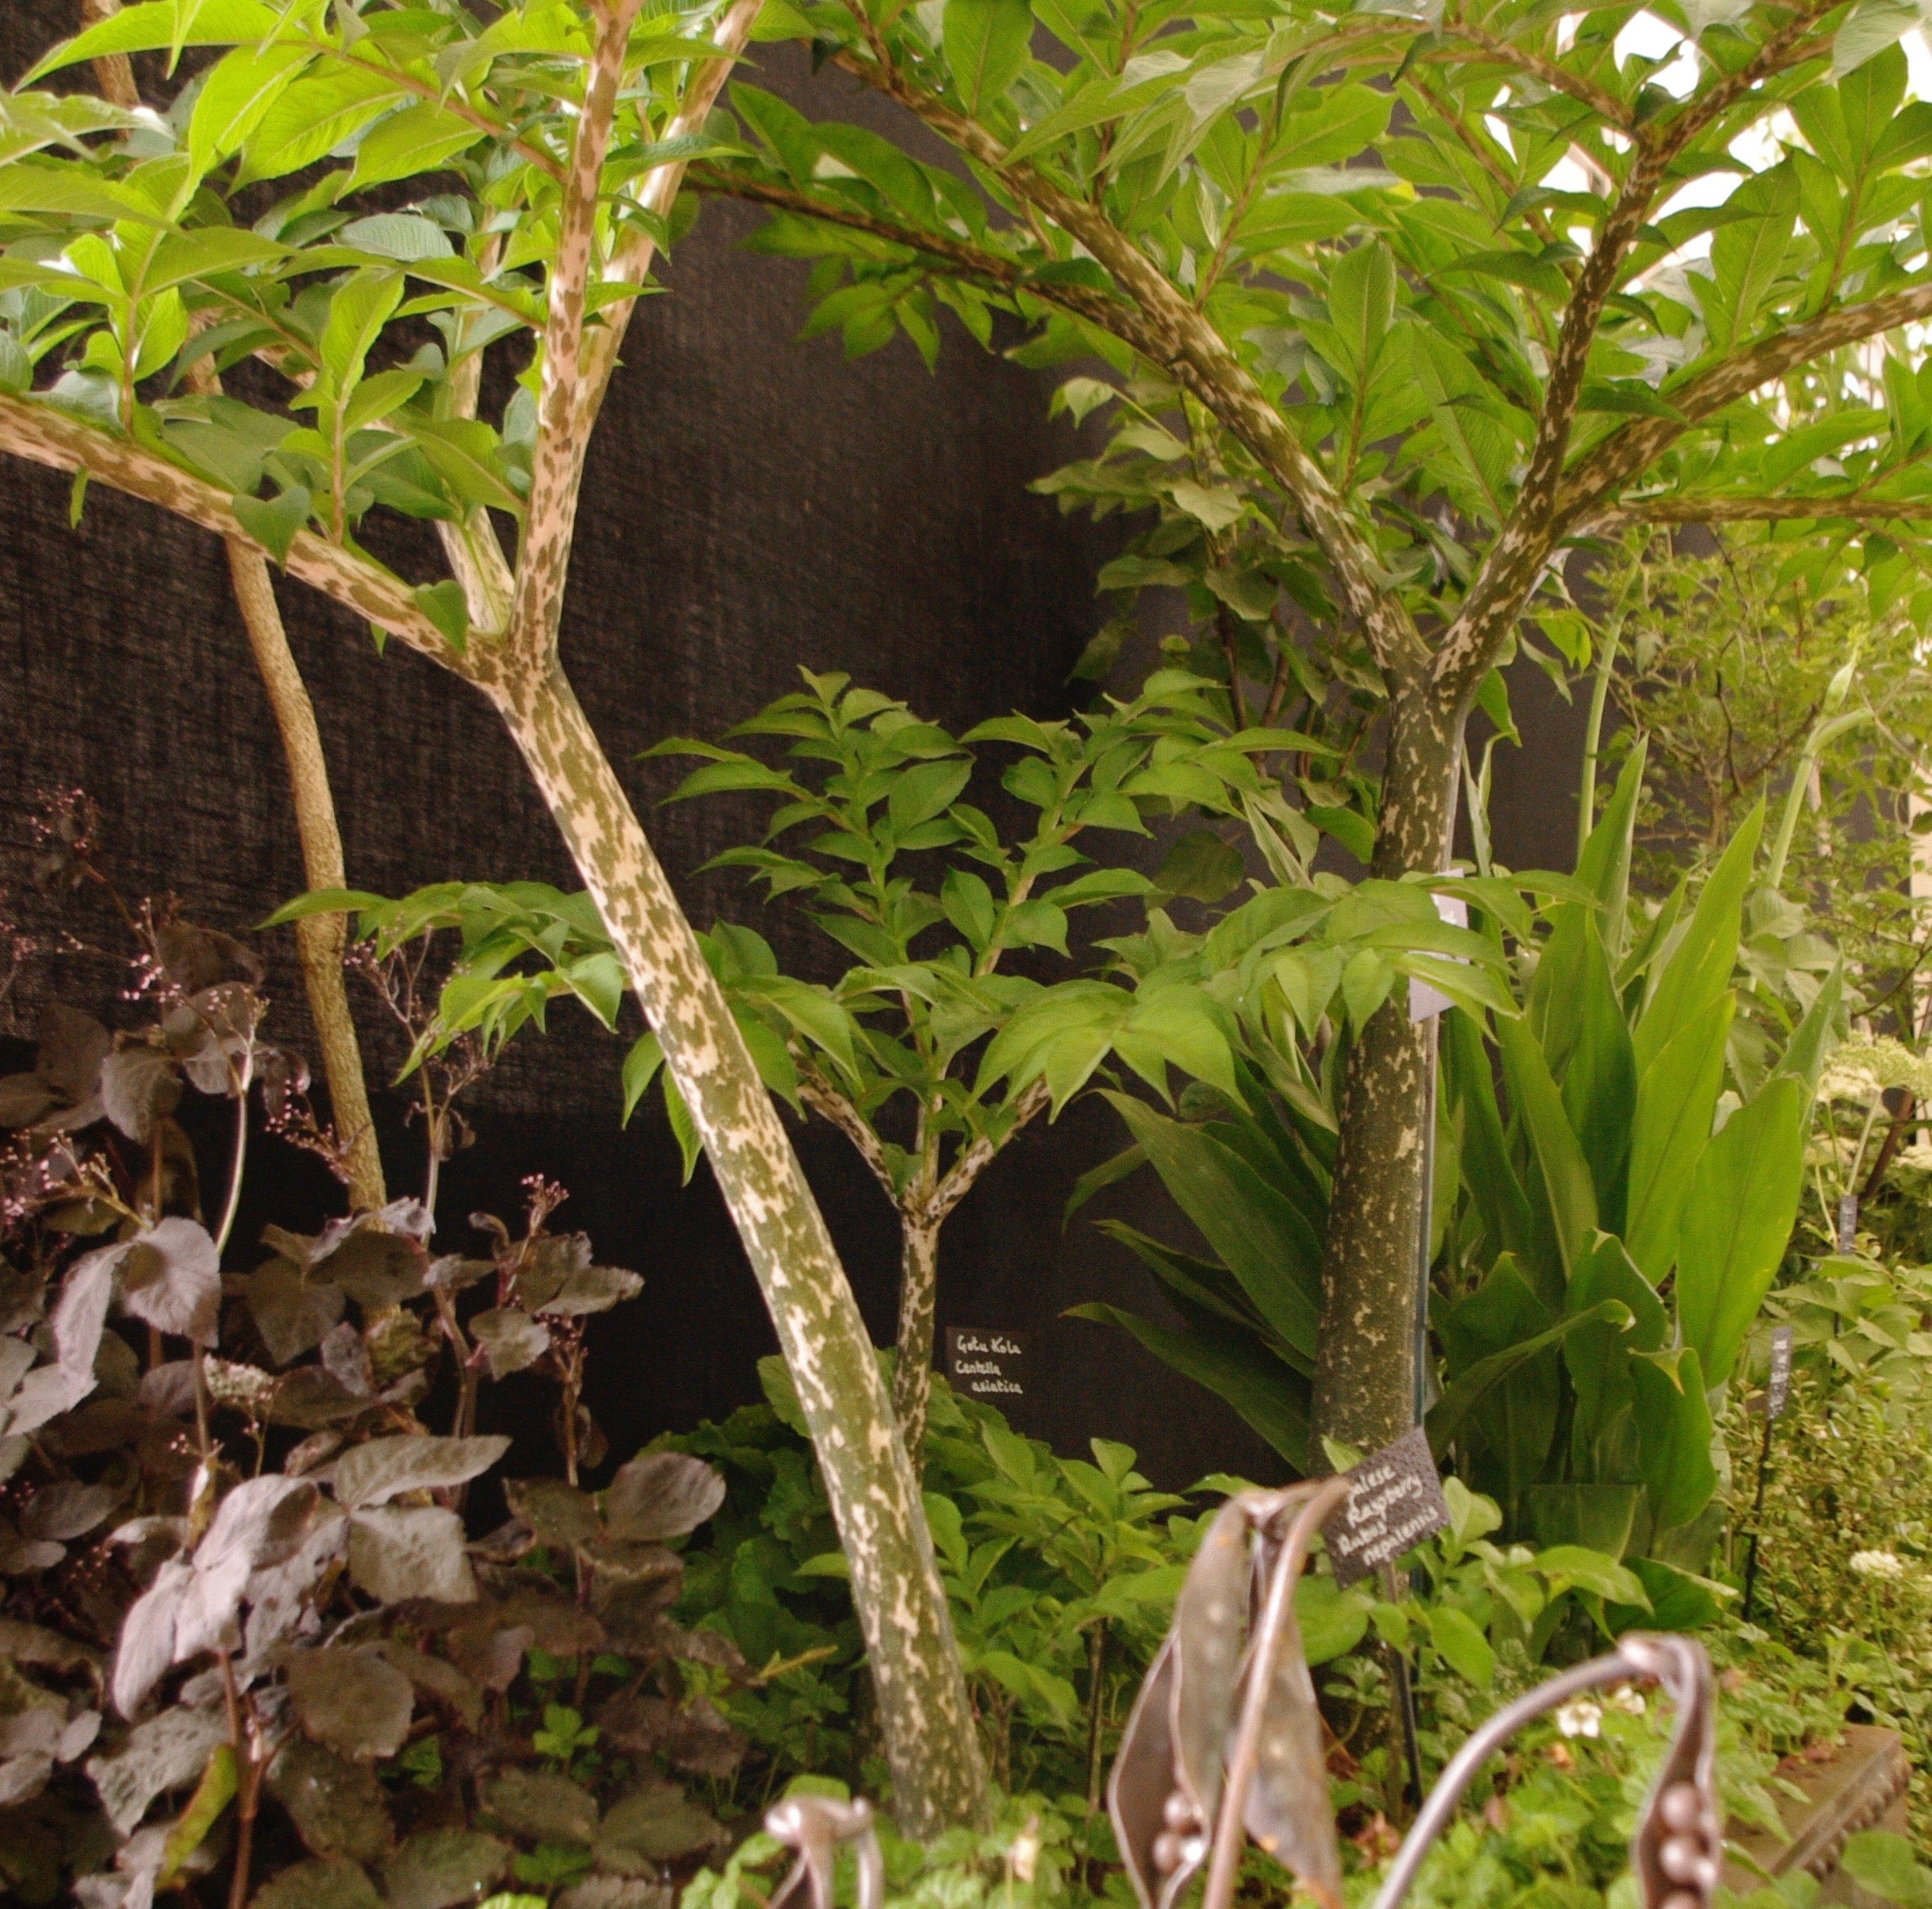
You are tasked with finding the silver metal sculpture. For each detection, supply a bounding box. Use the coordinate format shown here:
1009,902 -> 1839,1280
1108,1476 -> 1722,1909
765,1792 -> 886,1909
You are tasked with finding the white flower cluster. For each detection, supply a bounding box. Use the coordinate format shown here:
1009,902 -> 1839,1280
1819,1038 -> 1932,1106
1556,1699 -> 1603,1738
1849,1550 -> 1909,1581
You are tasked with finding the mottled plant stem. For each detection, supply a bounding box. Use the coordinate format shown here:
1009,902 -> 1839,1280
486,656 -> 986,1834
1314,685 -> 1460,1450
1085,1620 -> 1108,1811
33,0 -> 986,1833
223,546 -> 385,1211
892,1219 -> 940,1463
83,0 -> 386,1218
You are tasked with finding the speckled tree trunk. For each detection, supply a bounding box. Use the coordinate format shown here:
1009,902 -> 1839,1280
893,1219 -> 941,1463
1313,681 -> 1463,1453
481,656 -> 986,1835
224,547 -> 387,1213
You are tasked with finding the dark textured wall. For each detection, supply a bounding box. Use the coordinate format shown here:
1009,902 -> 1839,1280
0,5 -> 1304,1489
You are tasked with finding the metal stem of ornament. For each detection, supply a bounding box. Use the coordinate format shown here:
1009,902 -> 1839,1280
1200,1475 -> 1355,1909
1372,1637 -> 1717,1909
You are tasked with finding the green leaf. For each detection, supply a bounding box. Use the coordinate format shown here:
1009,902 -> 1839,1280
234,65 -> 408,185
739,976 -> 859,1081
338,213 -> 457,263
1773,959 -> 1842,1101
1832,0 -> 1925,76
1498,1016 -> 1597,1281
1155,828 -> 1244,902
887,757 -> 972,837
1704,163 -> 1799,350
319,269 -> 403,400
231,485 -> 311,567
188,41 -> 314,176
1624,992 -> 1733,1285
1067,1302 -> 1308,1468
1105,1092 -> 1321,1359
1526,1483 -> 1643,1559
1425,1604 -> 1495,1689
1841,1833 -> 1932,1907
1428,1295 -> 1630,1459
413,580 -> 469,651
621,1033 -> 664,1124
943,0 -> 1035,113
1534,904 -> 1636,1233
1634,807 -> 1760,1072
263,885 -> 387,927
1675,1076 -> 1803,1385
1531,1546 -> 1648,1608
1308,803 -> 1374,863
1564,1232 -> 1666,1472
1442,1006 -> 1532,1261
349,103 -> 485,193
1577,738 -> 1647,960
661,1071 -> 703,1184
1295,1573 -> 1369,1665
395,414 -> 527,516
1630,1346 -> 1717,1533
28,0 -> 281,79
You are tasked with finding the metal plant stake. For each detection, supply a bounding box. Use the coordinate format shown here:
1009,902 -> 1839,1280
1109,1478 -> 1723,1909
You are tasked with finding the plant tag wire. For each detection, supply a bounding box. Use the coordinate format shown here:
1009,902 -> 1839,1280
1742,1324 -> 1795,1621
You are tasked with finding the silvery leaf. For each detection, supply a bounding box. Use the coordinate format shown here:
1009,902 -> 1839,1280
118,1219 -> 220,1346
333,1434 -> 510,1511
89,1702 -> 226,1834
603,1451 -> 725,1543
382,1828 -> 508,1909
469,1306 -> 548,1379
285,1646 -> 414,1761
346,1505 -> 476,1604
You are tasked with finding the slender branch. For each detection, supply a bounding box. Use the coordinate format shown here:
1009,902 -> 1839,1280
830,46 -> 1430,681
510,0 -> 646,663
81,0 -> 138,108
1429,0 -> 1843,707
1442,23 -> 1635,132
222,541 -> 387,1209
690,163 -> 1185,348
577,0 -> 764,436
798,1067 -> 899,1199
1586,493 -> 1932,528
927,1077 -> 1051,1226
1558,276 -> 1932,528
0,391 -> 459,663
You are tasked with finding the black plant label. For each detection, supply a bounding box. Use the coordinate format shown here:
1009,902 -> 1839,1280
1323,1425 -> 1451,1588
946,1327 -> 1028,1401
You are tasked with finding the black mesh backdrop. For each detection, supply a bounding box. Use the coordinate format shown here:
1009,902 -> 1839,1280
0,5 -> 1299,1488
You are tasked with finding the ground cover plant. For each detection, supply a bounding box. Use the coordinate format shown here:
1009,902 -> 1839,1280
0,856 -> 764,1909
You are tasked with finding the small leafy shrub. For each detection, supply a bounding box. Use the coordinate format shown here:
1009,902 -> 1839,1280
1724,1369 -> 1932,1837
664,1362 -> 1204,1807
0,863 -> 746,1909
